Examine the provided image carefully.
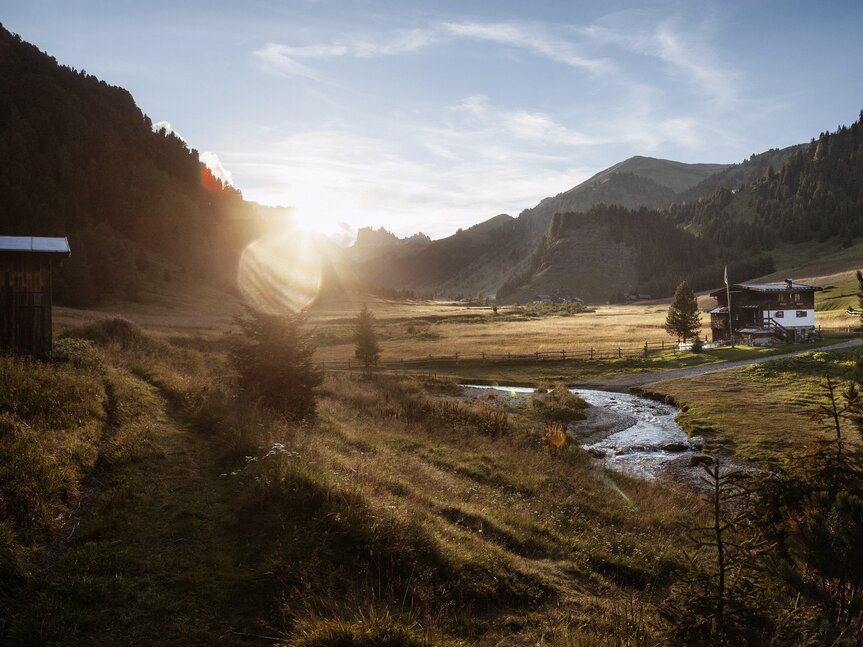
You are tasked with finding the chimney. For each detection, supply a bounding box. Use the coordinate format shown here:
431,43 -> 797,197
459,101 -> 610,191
785,278 -> 793,290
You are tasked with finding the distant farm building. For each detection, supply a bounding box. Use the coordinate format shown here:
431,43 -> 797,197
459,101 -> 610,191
0,236 -> 70,356
709,279 -> 820,344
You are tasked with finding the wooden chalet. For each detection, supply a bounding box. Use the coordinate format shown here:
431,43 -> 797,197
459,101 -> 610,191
709,279 -> 820,344
0,236 -> 71,356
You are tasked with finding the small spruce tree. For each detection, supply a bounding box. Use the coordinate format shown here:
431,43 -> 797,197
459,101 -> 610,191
354,305 -> 380,369
229,308 -> 321,419
665,281 -> 702,343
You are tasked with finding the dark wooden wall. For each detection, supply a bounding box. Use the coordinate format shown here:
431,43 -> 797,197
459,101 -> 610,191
0,252 -> 55,356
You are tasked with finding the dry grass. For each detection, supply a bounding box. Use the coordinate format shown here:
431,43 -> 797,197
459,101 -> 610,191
650,347 -> 862,465
3,317 -> 705,644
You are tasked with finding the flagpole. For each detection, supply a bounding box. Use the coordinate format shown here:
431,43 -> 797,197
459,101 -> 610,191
725,265 -> 734,347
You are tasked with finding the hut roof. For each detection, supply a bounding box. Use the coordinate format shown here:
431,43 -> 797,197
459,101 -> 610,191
0,236 -> 71,254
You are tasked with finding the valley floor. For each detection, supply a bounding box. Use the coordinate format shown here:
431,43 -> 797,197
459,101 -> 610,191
3,282 -> 862,644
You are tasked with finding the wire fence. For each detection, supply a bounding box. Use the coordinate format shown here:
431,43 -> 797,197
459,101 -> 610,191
317,339 -> 679,372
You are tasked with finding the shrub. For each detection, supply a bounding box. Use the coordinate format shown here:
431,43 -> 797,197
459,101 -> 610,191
51,337 -> 103,369
64,316 -> 157,352
531,385 -> 588,423
229,309 -> 322,419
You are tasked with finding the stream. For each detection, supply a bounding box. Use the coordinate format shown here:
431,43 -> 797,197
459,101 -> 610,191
464,385 -> 702,480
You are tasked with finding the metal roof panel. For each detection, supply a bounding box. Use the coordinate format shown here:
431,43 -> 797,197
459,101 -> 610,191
0,236 -> 70,253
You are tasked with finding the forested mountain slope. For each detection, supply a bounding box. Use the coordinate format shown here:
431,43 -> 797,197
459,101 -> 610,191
499,113 -> 863,304
0,24 -> 263,305
349,157 -> 735,299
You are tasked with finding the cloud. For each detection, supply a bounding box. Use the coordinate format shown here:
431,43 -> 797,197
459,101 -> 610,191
441,21 -> 611,75
253,29 -> 437,78
582,11 -> 739,109
200,151 -> 233,185
254,21 -> 615,80
219,128 -> 594,240
152,120 -> 186,143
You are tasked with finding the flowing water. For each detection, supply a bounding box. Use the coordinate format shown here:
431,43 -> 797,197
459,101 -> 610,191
464,385 -> 700,480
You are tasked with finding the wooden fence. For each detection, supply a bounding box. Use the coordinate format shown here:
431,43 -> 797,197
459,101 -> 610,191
317,339 -> 680,372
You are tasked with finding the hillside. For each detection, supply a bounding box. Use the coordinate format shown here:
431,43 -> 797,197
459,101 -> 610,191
348,115 -> 862,304
0,24 -> 264,306
668,113 -> 863,250
349,156 -> 734,299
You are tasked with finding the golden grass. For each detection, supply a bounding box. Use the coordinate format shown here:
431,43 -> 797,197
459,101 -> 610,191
5,319 -> 704,644
651,348 -> 862,465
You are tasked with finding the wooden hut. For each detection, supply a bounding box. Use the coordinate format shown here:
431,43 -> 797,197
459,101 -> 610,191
0,236 -> 71,356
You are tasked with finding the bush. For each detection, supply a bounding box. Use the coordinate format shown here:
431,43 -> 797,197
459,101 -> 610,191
64,316 -> 157,352
531,385 -> 588,423
229,309 -> 322,419
51,337 -> 103,369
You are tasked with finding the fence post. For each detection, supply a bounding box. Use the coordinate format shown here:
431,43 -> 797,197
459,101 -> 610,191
507,352 -> 511,360
562,349 -> 566,361
590,348 -> 594,360
643,341 -> 648,357
662,340 -> 665,350
454,352 -> 459,364
618,347 -> 622,358
482,352 -> 486,362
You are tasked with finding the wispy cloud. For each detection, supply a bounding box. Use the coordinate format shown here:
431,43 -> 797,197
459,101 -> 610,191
582,11 -> 739,109
254,20 -> 614,80
220,126 -> 594,239
441,21 -> 611,75
253,29 -> 437,79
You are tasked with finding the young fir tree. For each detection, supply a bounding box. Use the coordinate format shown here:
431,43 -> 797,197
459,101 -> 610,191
665,281 -> 702,343
229,308 -> 321,419
354,305 -> 380,369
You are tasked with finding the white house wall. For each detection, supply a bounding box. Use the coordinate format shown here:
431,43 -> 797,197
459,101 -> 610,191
762,309 -> 815,327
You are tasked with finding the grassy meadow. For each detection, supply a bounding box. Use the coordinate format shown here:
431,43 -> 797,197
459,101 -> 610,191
4,266 -> 863,643
649,347 -> 863,465
1,317 -> 704,645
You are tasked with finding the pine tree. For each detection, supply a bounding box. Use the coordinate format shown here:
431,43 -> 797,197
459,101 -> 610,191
354,305 -> 380,369
665,281 -> 702,343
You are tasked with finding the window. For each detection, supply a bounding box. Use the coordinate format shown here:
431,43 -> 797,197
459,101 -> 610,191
774,311 -> 784,318
796,310 -> 807,318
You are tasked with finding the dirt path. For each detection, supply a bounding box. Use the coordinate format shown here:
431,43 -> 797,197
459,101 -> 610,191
8,370 -> 278,645
586,338 -> 863,390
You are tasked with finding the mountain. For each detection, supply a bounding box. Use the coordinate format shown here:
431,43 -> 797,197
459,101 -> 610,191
348,156 -> 734,299
0,24 -> 265,306
499,112 -> 863,303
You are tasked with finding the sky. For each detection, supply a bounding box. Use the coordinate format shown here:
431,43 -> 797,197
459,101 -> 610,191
4,1 -> 863,240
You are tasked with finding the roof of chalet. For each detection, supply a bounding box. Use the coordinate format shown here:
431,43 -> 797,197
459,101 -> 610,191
710,305 -> 760,314
709,281 -> 820,297
0,236 -> 71,254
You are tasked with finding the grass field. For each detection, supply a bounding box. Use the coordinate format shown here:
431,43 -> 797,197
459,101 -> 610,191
649,347 -> 862,465
2,318 -> 703,645
5,266 -> 863,643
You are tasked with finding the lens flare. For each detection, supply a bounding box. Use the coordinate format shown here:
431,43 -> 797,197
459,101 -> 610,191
237,231 -> 323,313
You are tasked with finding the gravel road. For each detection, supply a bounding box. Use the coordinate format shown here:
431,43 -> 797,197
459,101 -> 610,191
585,338 -> 863,390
